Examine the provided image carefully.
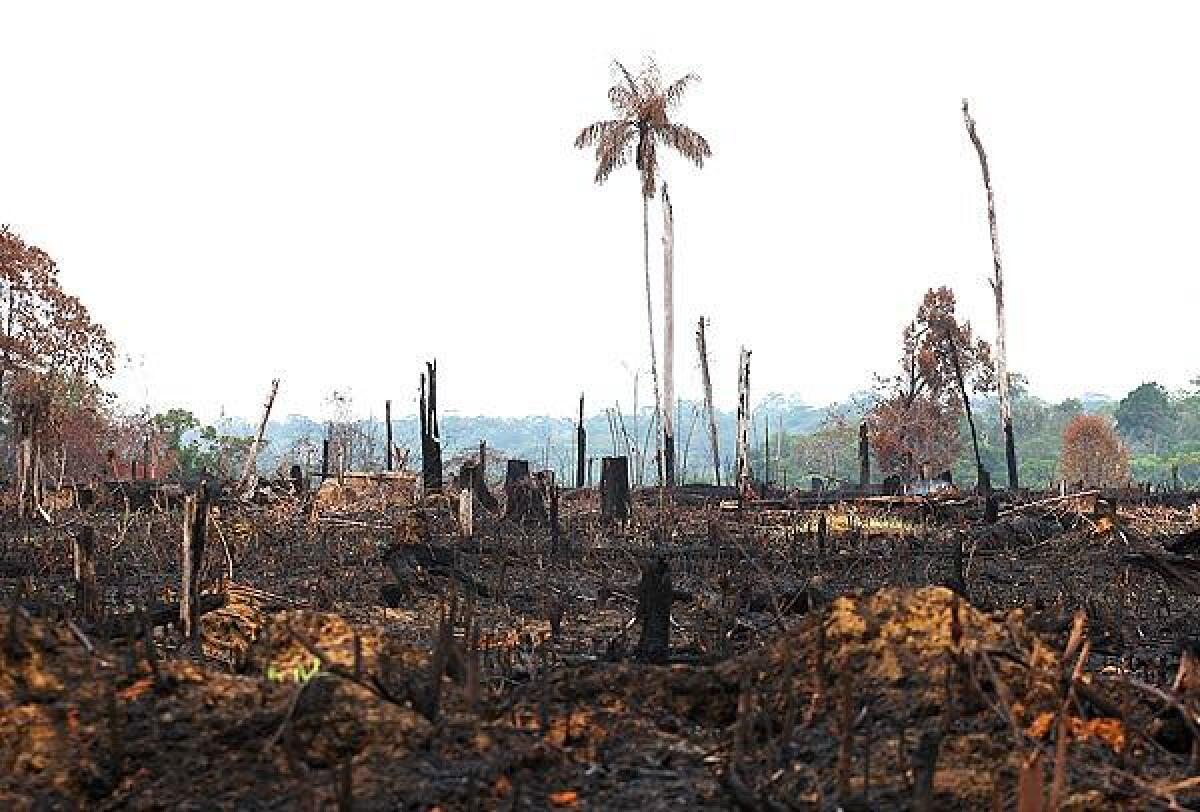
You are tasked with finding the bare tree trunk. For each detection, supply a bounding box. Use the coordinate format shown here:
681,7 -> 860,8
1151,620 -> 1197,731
963,100 -> 1018,490
945,337 -> 986,489
697,317 -> 721,486
735,347 -> 752,496
640,195 -> 665,487
661,185 -> 676,487
575,393 -> 586,488
859,421 -> 870,487
239,378 -> 279,491
180,483 -> 211,646
73,525 -> 99,624
385,399 -> 393,471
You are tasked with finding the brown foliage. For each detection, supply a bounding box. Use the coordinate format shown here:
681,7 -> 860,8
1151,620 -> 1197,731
1058,414 -> 1130,487
575,59 -> 712,200
868,287 -> 994,477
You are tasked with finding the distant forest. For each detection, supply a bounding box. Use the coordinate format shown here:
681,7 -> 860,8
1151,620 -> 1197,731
174,379 -> 1200,489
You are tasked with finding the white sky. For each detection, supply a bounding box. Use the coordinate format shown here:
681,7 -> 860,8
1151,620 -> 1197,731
3,2 -> 1198,422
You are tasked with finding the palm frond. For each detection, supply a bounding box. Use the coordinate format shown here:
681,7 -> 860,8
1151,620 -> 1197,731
608,82 -> 640,115
664,73 -> 699,108
593,123 -> 636,185
658,122 -> 712,166
613,60 -> 640,98
575,119 -> 627,150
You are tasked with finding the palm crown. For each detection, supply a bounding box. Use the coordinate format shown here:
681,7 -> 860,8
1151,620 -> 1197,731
575,60 -> 711,200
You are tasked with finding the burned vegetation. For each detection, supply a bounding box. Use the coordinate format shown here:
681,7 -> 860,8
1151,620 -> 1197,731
3,400 -> 1200,811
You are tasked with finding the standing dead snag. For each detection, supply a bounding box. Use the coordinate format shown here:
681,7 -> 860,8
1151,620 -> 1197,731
963,99 -> 1018,490
735,347 -> 752,497
696,317 -> 722,486
662,184 -> 676,487
419,361 -> 443,492
575,393 -> 586,488
73,525 -> 99,624
239,378 -> 279,493
385,399 -> 394,471
858,422 -> 870,487
636,556 -> 671,664
180,482 -> 211,646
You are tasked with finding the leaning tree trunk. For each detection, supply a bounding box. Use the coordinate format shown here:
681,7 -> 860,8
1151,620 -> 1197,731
661,185 -> 676,488
696,317 -> 721,486
640,194 -> 665,488
945,337 -> 987,490
963,100 -> 1018,490
239,377 -> 279,492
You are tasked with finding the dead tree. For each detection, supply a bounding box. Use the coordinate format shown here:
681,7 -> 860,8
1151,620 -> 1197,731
600,456 -> 630,521
239,378 -> 280,492
858,422 -> 870,487
419,361 -> 443,492
385,399 -> 394,471
735,347 -> 752,497
944,335 -> 988,491
503,459 -> 544,524
696,317 -> 721,486
662,184 -> 676,487
575,393 -> 586,488
73,525 -> 99,624
180,483 -> 211,646
963,99 -> 1019,490
636,556 -> 671,663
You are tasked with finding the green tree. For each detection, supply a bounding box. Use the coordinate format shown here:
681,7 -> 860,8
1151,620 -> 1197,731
1115,382 -> 1174,454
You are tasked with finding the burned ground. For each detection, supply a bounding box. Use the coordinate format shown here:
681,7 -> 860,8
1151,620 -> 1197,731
2,482 -> 1200,810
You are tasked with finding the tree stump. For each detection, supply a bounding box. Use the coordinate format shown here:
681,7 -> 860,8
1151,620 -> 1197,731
600,456 -> 630,522
636,556 -> 671,664
73,525 -> 99,624
180,483 -> 211,646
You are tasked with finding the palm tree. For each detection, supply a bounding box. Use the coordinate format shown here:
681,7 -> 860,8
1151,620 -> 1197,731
575,59 -> 711,486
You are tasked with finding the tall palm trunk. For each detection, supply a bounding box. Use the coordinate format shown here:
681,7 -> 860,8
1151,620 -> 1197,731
661,185 -> 675,487
641,195 -> 665,487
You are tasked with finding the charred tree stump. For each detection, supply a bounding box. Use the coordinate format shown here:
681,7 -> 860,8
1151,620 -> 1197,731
457,461 -> 498,513
635,556 -> 671,664
321,438 -> 330,481
419,361 -> 443,492
504,460 -> 530,499
600,456 -> 630,522
180,483 -> 211,646
73,525 -> 99,624
858,422 -> 870,487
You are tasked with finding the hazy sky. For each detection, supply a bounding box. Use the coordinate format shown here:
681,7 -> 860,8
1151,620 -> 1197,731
3,3 -> 1198,422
